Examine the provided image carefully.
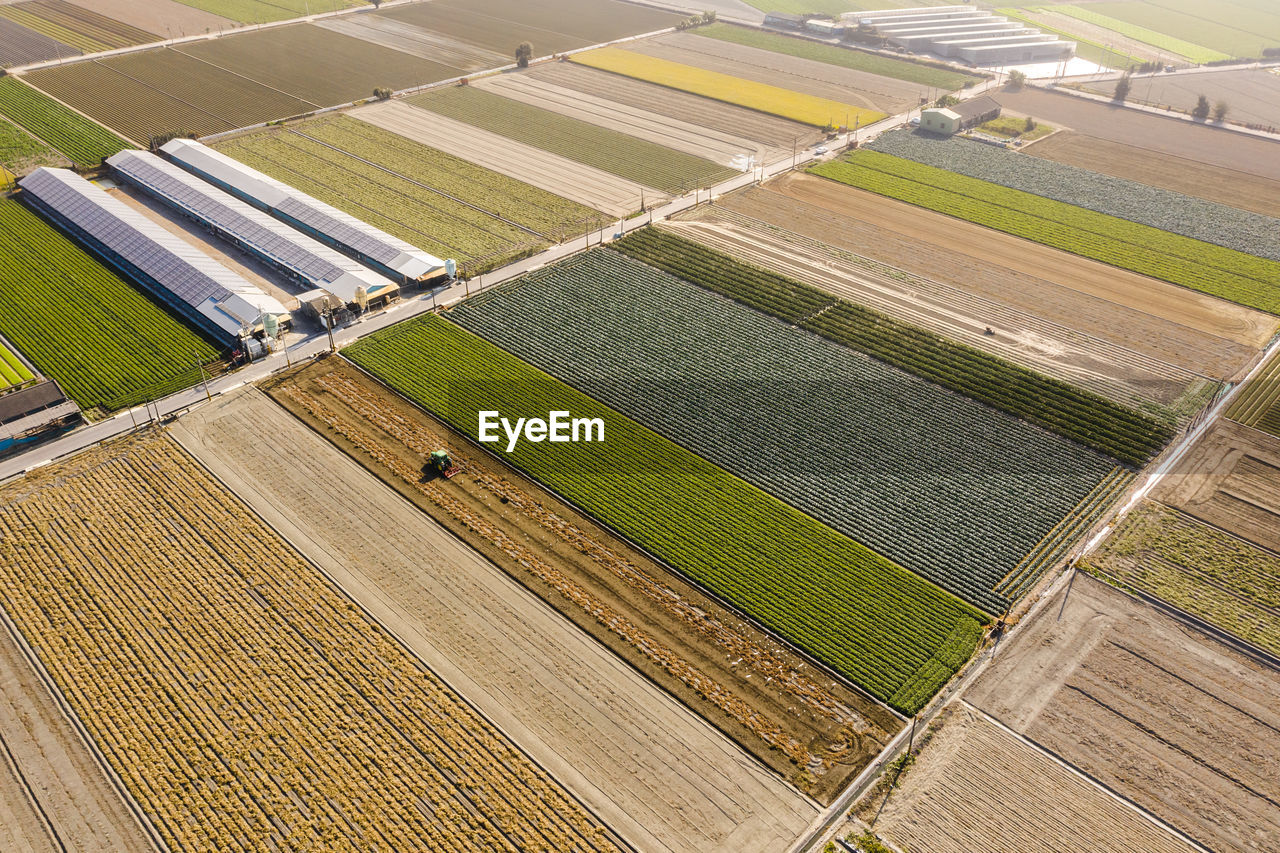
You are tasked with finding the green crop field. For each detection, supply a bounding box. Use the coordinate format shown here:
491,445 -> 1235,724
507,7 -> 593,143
172,0 -> 360,25
0,113 -> 60,174
811,151 -> 1280,315
1227,353 -> 1280,438
0,77 -> 130,167
695,23 -> 983,90
407,86 -> 737,194
0,199 -> 218,413
1090,0 -> 1280,58
1053,6 -> 1229,63
346,314 -> 988,714
1085,502 -> 1280,656
0,338 -> 35,390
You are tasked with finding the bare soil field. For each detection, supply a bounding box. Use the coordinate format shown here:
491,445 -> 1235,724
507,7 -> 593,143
996,86 -> 1280,182
0,617 -> 157,852
968,573 -> 1280,853
627,31 -> 919,113
474,72 -> 769,168
353,100 -> 655,217
731,175 -> 1270,380
1081,67 -> 1280,129
856,704 -> 1196,853
172,380 -> 825,852
1151,417 -> 1280,553
1027,130 -> 1280,217
315,15 -> 507,70
664,208 -> 1209,414
525,62 -> 821,151
67,0 -> 232,39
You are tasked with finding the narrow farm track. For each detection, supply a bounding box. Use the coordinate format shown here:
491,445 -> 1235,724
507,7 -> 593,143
171,387 -> 819,853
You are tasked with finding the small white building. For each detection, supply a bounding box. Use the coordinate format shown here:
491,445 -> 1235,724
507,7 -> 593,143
920,108 -> 962,136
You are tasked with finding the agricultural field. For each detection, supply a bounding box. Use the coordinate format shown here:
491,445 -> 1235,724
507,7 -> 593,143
0,337 -> 35,391
346,314 -> 990,715
695,23 -> 983,90
968,572 -> 1280,853
1028,131 -> 1280,217
0,77 -> 130,167
998,7 -> 1148,69
408,85 -> 736,195
315,14 -> 509,70
1151,417 -> 1280,554
173,385 -> 822,851
167,0 -> 358,25
812,150 -> 1280,314
0,198 -> 218,413
354,99 -> 652,218
65,0 -> 234,39
1228,350 -> 1280,437
1053,5 -> 1229,63
0,113 -> 63,177
0,431 -> 625,852
851,704 -> 1196,853
1080,66 -> 1280,130
215,124 -> 553,272
449,246 -> 1123,614
572,47 -> 883,128
0,14 -> 80,67
1084,501 -> 1280,657
869,130 -> 1280,260
0,0 -> 156,54
1088,0 -> 1280,58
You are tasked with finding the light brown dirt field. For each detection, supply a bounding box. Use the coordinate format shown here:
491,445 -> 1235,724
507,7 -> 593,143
525,62 -> 822,151
1150,417 -> 1280,553
0,618 -> 157,852
352,99 -> 655,217
1080,68 -> 1280,129
67,0 -> 233,37
857,704 -> 1196,853
994,86 -> 1280,182
663,209 -> 1206,412
968,573 -> 1280,853
732,176 -> 1270,379
627,31 -> 920,114
1026,131 -> 1280,218
170,383 -> 822,853
253,357 -> 898,803
314,16 -> 505,70
474,72 -> 770,168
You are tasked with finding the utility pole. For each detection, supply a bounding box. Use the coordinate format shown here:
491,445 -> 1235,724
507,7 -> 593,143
194,351 -> 211,402
323,308 -> 335,353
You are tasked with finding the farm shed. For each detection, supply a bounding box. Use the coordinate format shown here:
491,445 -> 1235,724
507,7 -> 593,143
920,107 -> 962,135
0,379 -> 79,457
107,150 -> 400,311
18,168 -> 287,349
161,139 -> 447,288
951,95 -> 1002,128
763,12 -> 804,31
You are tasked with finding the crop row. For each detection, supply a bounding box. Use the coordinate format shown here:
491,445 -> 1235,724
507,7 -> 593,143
0,433 -> 620,852
178,0 -> 360,25
0,0 -> 156,54
812,151 -> 1280,314
1226,352 -> 1280,438
571,46 -> 885,128
347,314 -> 988,713
408,85 -> 737,194
1054,5 -> 1230,63
0,199 -> 217,412
869,130 -> 1280,261
0,77 -> 130,167
0,16 -> 80,68
0,113 -> 59,174
450,248 -> 1115,613
0,339 -> 35,388
615,228 -> 1172,464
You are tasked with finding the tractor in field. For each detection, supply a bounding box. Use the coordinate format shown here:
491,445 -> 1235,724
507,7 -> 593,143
423,449 -> 459,480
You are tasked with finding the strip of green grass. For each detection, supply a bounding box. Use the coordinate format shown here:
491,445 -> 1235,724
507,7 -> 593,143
347,314 -> 988,714
171,0 -> 358,25
0,77 -> 130,167
1055,5 -> 1229,63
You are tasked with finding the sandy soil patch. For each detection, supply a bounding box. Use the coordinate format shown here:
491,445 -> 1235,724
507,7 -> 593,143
67,0 -> 233,38
968,573 -> 1280,853
352,99 -> 656,217
171,384 -> 820,853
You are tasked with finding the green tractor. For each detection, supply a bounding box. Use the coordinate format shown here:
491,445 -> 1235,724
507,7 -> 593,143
424,449 -> 459,480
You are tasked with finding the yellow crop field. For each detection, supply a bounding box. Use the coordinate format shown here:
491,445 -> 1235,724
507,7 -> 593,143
572,47 -> 884,129
0,432 -> 622,853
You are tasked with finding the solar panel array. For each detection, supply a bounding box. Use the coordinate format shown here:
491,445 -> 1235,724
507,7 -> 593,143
108,150 -> 396,303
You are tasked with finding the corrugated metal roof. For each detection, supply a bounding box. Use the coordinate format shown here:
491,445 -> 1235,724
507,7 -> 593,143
162,138 -> 445,281
19,167 -> 286,341
107,150 -> 398,304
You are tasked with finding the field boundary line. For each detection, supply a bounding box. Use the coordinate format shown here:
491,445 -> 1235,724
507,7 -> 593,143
167,415 -> 640,853
86,58 -> 235,136
0,729 -> 68,853
166,46 -> 323,109
4,73 -> 143,147
960,699 -> 1214,853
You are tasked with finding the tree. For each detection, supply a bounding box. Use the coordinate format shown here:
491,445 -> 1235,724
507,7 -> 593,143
935,94 -> 959,108
515,42 -> 533,68
1191,94 -> 1211,120
1007,69 -> 1026,89
1212,100 -> 1229,122
1113,70 -> 1132,101
1024,115 -> 1037,132
372,87 -> 392,101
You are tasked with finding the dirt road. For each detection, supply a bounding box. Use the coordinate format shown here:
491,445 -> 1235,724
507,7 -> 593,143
171,387 -> 819,853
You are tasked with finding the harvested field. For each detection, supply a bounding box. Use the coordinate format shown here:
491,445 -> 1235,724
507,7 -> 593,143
66,0 -> 234,39
314,15 -> 507,70
524,62 -> 820,152
474,72 -> 765,169
0,430 -> 628,852
378,0 -> 682,57
0,15 -> 78,67
741,174 -> 1273,380
0,0 -> 155,53
0,613 -> 159,852
409,85 -> 736,194
1027,131 -> 1280,218
1084,501 -> 1280,657
1151,417 -> 1280,553
857,704 -> 1196,853
173,384 -> 821,851
996,86 -> 1280,182
354,100 -> 651,217
1080,66 -> 1280,129
629,30 -> 922,114
967,572 -> 1280,853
